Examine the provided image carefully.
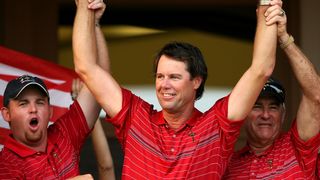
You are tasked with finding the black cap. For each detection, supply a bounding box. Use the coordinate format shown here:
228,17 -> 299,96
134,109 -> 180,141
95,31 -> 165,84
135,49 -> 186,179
259,77 -> 285,103
3,75 -> 49,107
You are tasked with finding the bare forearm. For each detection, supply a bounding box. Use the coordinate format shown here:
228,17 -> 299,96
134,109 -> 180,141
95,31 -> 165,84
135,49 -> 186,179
282,37 -> 320,140
73,0 -> 97,77
282,39 -> 320,100
251,5 -> 277,77
95,25 -> 110,72
228,4 -> 277,120
91,120 -> 115,180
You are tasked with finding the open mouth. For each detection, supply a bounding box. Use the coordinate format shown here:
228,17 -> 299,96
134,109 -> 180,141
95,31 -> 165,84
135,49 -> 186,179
30,118 -> 39,127
163,93 -> 175,97
257,123 -> 272,128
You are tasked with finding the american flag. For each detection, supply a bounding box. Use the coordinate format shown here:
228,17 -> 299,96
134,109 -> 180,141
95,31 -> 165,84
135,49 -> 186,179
0,46 -> 77,149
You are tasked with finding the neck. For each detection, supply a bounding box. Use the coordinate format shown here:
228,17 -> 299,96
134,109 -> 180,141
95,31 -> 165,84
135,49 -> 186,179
163,108 -> 194,131
248,143 -> 272,155
22,137 -> 47,153
33,143 -> 47,152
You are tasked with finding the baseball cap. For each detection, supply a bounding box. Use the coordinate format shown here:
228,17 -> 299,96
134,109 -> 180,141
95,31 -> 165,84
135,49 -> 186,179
3,75 -> 49,107
259,77 -> 285,103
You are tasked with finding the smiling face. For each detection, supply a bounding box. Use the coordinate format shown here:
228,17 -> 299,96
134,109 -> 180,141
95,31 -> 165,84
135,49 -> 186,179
245,96 -> 285,148
155,55 -> 201,115
1,86 -> 52,149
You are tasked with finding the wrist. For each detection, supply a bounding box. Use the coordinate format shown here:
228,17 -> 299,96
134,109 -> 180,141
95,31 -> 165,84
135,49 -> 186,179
279,34 -> 294,49
279,33 -> 289,44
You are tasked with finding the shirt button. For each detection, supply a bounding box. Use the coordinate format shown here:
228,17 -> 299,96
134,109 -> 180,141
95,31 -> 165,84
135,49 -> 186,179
253,160 -> 257,163
172,134 -> 176,138
171,148 -> 175,152
251,172 -> 255,176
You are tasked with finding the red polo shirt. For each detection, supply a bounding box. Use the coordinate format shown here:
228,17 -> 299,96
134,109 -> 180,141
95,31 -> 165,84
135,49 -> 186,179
107,88 -> 244,179
224,122 -> 320,180
0,101 -> 90,179
317,155 -> 320,180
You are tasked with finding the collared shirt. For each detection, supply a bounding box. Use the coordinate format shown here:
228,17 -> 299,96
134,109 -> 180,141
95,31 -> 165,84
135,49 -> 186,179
224,122 -> 320,180
106,88 -> 244,179
0,101 -> 90,179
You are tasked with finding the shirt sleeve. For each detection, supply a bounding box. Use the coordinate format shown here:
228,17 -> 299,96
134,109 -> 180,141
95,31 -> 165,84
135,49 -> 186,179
49,100 -> 91,151
105,88 -> 152,147
205,94 -> 245,160
290,120 -> 320,177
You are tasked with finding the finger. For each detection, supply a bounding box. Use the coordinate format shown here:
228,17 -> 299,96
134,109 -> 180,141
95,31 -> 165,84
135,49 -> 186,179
75,78 -> 80,92
269,0 -> 283,7
76,78 -> 83,93
265,7 -> 284,21
264,4 -> 281,17
266,15 -> 286,26
72,79 -> 77,92
88,2 -> 105,9
78,79 -> 84,90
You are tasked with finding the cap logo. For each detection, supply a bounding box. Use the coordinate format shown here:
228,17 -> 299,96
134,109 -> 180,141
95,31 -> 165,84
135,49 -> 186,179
17,75 -> 35,84
264,84 -> 283,94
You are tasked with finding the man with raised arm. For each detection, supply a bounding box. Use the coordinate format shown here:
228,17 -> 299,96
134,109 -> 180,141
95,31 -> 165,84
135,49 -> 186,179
224,2 -> 320,179
0,0 -> 108,179
73,0 -> 280,178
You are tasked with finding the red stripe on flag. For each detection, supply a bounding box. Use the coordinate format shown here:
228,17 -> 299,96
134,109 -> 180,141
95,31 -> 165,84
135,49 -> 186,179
0,46 -> 77,81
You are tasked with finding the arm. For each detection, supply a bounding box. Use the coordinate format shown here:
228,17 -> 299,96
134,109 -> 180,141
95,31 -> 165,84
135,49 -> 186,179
72,0 -> 103,129
73,0 -> 122,119
71,79 -> 116,180
228,0 -> 280,120
275,12 -> 320,140
92,119 -> 116,180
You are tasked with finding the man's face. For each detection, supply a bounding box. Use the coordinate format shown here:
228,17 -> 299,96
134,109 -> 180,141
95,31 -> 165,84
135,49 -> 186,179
155,55 -> 201,114
245,96 -> 285,146
1,86 -> 52,148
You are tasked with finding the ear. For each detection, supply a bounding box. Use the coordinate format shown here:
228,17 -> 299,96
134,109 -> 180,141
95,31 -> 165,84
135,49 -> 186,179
193,76 -> 202,90
49,106 -> 53,119
1,107 -> 11,123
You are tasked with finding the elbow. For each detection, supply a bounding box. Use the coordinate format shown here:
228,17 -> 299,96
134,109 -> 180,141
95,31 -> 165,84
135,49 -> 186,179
98,162 -> 114,174
313,94 -> 320,106
74,65 -> 86,78
261,58 -> 276,78
74,57 -> 89,79
251,55 -> 276,79
250,64 -> 274,81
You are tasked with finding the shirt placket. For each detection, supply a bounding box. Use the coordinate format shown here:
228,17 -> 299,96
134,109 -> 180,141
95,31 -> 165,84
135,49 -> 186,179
249,155 -> 258,179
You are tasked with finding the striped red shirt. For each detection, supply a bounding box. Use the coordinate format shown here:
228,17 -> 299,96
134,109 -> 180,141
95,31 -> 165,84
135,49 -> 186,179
224,122 -> 320,180
0,101 -> 90,179
317,155 -> 320,180
107,88 -> 244,179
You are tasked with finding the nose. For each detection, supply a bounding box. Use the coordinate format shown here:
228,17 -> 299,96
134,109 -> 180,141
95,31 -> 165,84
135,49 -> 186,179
261,109 -> 271,119
29,103 -> 38,113
160,77 -> 171,89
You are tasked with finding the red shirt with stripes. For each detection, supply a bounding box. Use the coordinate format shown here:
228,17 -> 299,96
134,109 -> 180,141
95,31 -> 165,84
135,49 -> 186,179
107,88 -> 244,179
224,122 -> 320,180
317,155 -> 320,180
0,101 -> 90,179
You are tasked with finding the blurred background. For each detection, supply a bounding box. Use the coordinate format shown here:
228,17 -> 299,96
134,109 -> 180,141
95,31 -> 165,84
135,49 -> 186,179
1,0 -> 319,179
